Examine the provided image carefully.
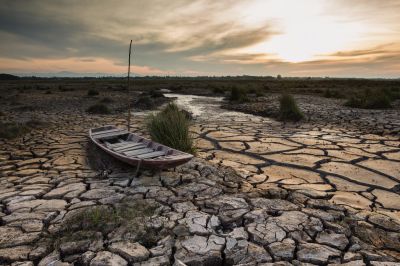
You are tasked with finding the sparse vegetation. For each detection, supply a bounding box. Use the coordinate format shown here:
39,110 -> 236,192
86,103 -> 110,114
278,93 -> 304,121
54,199 -> 163,248
147,103 -> 195,154
87,89 -> 99,96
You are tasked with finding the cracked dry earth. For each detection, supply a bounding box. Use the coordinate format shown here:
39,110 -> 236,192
1,97 -> 400,266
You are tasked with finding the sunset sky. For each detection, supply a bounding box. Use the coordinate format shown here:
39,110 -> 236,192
0,0 -> 399,77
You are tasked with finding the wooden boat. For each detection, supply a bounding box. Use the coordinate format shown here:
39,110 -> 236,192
89,125 -> 194,169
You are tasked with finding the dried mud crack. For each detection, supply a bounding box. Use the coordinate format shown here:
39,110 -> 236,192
0,91 -> 399,265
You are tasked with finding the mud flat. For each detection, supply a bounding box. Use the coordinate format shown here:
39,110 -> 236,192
0,89 -> 399,265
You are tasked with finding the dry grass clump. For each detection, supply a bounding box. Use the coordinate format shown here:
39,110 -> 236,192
0,119 -> 47,139
323,88 -> 344,98
229,86 -> 249,102
86,103 -> 110,114
278,93 -> 304,122
147,103 -> 195,154
87,89 -> 99,96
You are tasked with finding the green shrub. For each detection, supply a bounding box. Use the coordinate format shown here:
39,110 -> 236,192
230,87 -> 249,102
146,103 -> 195,154
86,104 -> 110,114
278,94 -> 304,122
87,89 -> 99,96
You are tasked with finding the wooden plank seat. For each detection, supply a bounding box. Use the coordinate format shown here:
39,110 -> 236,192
136,151 -> 165,159
114,144 -> 147,153
106,140 -> 136,148
124,148 -> 153,156
112,143 -> 146,152
94,130 -> 128,139
92,128 -> 123,136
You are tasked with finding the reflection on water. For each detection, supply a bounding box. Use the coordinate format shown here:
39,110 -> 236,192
132,93 -> 267,122
164,93 -> 263,122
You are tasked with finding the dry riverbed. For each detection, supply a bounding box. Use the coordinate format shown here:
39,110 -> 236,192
0,89 -> 399,265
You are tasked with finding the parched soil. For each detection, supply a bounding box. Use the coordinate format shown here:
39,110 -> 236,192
222,93 -> 400,136
0,87 -> 399,265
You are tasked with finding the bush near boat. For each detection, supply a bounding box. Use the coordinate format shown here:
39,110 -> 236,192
146,103 -> 196,154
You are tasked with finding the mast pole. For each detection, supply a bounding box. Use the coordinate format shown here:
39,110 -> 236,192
127,40 -> 132,131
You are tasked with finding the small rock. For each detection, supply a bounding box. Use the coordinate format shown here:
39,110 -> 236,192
297,243 -> 341,264
268,238 -> 296,260
316,232 -> 349,250
90,251 -> 128,266
108,241 -> 149,263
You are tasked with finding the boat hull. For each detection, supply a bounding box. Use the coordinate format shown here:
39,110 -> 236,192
89,125 -> 193,169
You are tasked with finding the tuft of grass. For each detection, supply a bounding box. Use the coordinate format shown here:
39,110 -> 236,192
87,89 -> 99,96
229,87 -> 249,102
100,97 -> 114,103
345,89 -> 392,109
86,103 -> 110,114
0,122 -> 30,139
212,87 -> 225,94
146,103 -> 195,154
278,93 -> 304,122
324,89 -> 344,99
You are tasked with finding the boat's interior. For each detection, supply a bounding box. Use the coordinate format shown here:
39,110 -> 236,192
91,126 -> 175,160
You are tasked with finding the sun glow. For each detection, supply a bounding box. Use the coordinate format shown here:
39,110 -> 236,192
235,0 -> 368,63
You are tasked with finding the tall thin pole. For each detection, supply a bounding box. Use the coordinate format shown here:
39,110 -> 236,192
127,40 -> 132,131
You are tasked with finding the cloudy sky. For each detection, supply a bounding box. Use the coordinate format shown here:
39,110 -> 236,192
0,0 -> 399,77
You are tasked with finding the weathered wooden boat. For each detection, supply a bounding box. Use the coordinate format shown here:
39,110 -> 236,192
89,125 -> 194,169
